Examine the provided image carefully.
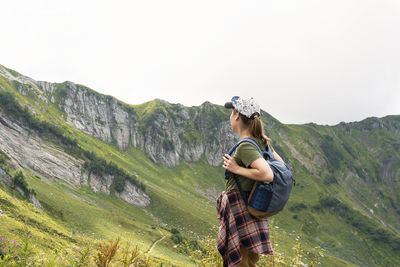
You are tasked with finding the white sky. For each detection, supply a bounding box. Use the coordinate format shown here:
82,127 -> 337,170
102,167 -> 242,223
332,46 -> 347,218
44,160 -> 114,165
1,0 -> 400,125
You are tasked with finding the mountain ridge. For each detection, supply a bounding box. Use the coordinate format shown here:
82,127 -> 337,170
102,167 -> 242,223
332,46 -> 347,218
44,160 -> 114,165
1,63 -> 400,266
2,63 -> 397,128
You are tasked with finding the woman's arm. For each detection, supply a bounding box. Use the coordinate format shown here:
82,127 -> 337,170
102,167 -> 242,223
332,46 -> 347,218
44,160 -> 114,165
273,151 -> 284,162
222,154 -> 274,182
268,142 -> 284,163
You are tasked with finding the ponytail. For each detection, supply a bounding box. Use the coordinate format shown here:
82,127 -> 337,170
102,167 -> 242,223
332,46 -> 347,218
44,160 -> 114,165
233,109 -> 272,145
251,116 -> 272,145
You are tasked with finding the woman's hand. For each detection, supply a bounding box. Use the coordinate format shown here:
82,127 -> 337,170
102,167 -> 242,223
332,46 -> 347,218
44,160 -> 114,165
222,154 -> 240,173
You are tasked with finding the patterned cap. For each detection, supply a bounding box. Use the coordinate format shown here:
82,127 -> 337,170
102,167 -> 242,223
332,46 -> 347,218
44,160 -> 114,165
224,96 -> 260,119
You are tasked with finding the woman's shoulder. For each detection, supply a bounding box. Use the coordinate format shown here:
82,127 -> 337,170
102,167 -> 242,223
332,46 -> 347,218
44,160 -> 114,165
235,137 -> 265,167
236,137 -> 266,154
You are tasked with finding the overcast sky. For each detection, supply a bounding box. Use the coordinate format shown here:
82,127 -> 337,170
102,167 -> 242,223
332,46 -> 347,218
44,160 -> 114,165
1,0 -> 399,125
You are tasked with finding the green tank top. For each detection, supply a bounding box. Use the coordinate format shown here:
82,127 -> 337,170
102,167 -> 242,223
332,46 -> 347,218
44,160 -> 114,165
225,137 -> 273,192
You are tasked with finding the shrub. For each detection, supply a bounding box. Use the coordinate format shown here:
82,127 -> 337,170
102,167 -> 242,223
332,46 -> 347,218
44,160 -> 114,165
323,173 -> 338,185
95,237 -> 119,267
289,203 -> 308,212
170,233 -> 184,245
162,140 -> 175,151
169,228 -> 180,235
113,175 -> 126,193
320,135 -> 343,172
12,171 -> 35,198
0,152 -> 6,165
170,231 -> 204,255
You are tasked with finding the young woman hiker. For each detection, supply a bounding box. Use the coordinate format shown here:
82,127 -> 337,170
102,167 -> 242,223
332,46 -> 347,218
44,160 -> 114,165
217,96 -> 284,267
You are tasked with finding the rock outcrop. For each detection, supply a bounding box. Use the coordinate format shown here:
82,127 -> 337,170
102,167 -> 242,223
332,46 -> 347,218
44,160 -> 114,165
51,82 -> 237,167
0,109 -> 150,207
0,65 -> 240,167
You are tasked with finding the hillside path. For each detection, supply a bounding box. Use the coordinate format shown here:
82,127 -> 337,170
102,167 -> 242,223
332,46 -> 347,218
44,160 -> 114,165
145,229 -> 166,254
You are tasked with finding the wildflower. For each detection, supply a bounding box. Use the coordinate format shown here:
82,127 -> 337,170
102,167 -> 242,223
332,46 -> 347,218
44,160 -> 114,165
0,237 -> 3,242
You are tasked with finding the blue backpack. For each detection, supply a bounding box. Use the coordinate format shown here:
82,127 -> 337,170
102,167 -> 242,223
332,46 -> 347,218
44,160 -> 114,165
225,138 -> 294,218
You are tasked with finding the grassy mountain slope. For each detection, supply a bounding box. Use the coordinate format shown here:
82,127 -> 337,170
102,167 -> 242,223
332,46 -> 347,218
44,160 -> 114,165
263,120 -> 400,266
0,64 -> 399,266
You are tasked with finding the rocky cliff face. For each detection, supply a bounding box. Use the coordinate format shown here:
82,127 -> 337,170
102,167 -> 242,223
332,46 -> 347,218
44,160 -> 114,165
1,65 -> 239,167
52,83 -> 237,167
0,108 -> 150,208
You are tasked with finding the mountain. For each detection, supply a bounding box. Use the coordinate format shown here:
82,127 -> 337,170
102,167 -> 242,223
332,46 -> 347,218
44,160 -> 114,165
0,64 -> 399,266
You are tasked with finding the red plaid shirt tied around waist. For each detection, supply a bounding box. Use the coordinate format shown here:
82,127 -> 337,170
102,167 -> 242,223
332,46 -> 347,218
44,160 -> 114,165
216,190 -> 273,267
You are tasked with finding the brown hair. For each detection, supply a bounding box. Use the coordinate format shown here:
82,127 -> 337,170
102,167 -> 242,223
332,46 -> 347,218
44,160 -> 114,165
233,109 -> 272,145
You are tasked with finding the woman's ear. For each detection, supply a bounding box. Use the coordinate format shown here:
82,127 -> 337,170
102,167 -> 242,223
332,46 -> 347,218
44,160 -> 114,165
234,112 -> 240,121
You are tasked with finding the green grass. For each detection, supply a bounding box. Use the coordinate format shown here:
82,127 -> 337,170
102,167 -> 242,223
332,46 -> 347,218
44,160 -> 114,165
1,64 -> 400,266
0,170 -> 195,265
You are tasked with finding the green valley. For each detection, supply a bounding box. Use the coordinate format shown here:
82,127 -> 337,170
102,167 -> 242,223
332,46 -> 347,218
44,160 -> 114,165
0,64 -> 399,266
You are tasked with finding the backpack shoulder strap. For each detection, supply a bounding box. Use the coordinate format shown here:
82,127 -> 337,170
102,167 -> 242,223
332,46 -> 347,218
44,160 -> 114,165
225,138 -> 254,156
241,138 -> 275,161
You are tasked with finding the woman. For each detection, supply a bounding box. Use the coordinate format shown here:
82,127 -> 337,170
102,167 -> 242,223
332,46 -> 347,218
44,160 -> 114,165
217,96 -> 284,267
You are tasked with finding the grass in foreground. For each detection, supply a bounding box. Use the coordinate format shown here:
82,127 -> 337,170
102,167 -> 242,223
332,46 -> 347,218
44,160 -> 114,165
1,227 -> 327,267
